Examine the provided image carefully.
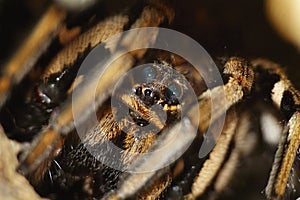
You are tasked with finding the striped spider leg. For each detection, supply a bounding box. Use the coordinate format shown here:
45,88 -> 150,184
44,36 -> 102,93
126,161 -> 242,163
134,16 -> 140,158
176,57 -> 300,200
180,58 -> 300,200
252,59 -> 300,200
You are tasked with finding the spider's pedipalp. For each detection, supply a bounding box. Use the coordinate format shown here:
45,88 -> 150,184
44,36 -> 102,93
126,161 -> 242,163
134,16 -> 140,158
223,57 -> 255,94
197,57 -> 254,133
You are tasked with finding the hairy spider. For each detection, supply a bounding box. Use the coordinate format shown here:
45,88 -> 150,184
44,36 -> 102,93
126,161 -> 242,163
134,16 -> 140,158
0,1 -> 300,200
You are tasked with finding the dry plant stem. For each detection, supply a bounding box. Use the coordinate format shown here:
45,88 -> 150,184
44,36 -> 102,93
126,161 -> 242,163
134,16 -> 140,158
0,125 -> 42,200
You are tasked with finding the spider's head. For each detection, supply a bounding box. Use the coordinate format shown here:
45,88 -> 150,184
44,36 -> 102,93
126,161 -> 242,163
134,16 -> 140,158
129,63 -> 189,129
111,62 -> 197,136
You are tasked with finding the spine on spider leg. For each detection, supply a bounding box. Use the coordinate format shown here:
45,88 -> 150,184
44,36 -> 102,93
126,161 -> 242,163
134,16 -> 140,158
252,59 -> 300,200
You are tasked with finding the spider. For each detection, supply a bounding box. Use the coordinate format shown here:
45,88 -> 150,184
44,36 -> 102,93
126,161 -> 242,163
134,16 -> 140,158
0,1 -> 300,200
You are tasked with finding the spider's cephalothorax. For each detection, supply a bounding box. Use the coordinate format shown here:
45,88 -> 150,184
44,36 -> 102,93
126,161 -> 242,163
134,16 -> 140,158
116,63 -> 191,130
130,70 -> 182,127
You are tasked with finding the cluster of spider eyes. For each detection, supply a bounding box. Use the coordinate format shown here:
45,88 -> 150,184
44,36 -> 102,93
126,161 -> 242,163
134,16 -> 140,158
134,65 -> 182,103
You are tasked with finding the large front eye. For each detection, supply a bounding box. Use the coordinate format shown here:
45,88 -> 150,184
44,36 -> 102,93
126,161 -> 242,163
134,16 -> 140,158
165,83 -> 182,102
143,65 -> 157,83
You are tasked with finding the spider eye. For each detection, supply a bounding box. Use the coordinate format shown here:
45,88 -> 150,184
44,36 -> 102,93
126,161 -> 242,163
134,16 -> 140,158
165,83 -> 182,101
143,65 -> 157,82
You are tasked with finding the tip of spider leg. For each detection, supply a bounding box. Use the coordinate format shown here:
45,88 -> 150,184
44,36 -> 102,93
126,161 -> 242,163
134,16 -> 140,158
223,57 -> 255,93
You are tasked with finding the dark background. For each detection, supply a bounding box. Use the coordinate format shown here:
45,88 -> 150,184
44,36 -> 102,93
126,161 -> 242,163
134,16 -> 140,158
1,0 -> 299,86
170,0 -> 300,88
